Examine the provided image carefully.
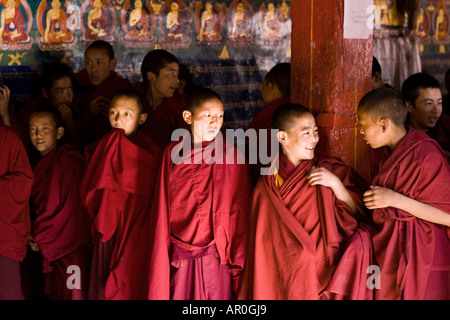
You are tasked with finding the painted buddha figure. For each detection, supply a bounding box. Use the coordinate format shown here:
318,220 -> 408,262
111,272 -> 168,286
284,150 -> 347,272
87,0 -> 108,38
0,0 -> 28,43
199,1 -> 220,43
43,0 -> 72,43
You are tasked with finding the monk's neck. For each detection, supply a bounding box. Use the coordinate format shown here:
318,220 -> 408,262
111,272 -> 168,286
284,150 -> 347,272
387,126 -> 407,151
145,86 -> 164,110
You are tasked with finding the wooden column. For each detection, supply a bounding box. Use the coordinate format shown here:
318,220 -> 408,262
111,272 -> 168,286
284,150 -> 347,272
291,0 -> 373,182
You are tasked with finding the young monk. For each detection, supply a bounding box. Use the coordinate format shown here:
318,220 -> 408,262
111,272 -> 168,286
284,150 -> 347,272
133,49 -> 190,150
355,88 -> 450,300
0,119 -> 33,300
19,63 -> 89,151
80,89 -> 160,300
237,103 -> 368,300
401,72 -> 450,160
75,40 -> 131,143
28,107 -> 91,300
147,86 -> 252,300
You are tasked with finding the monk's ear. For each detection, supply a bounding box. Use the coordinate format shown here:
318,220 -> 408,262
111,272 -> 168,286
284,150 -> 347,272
405,101 -> 414,113
378,118 -> 388,133
56,126 -> 65,140
182,110 -> 192,125
277,130 -> 288,145
146,71 -> 157,83
109,58 -> 117,71
139,112 -> 147,125
42,88 -> 49,99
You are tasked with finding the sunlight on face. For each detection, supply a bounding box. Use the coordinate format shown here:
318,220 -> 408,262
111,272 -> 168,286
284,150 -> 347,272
109,96 -> 146,137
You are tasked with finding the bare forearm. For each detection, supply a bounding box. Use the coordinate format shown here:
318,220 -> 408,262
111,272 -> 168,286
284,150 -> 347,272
393,193 -> 450,227
332,185 -> 357,215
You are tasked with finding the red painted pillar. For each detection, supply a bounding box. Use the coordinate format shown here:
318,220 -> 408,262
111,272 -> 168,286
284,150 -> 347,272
291,0 -> 372,182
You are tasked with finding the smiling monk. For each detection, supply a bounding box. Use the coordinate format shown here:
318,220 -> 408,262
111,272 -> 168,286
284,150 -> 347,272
238,103 -> 368,300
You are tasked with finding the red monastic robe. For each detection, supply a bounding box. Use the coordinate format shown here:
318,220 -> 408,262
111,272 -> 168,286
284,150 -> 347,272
131,82 -> 190,151
369,129 -> 450,300
31,144 -> 91,300
147,136 -> 252,300
81,129 -> 160,300
238,152 -> 367,300
427,114 -> 450,159
0,123 -> 33,300
0,122 -> 33,262
248,95 -> 290,132
75,70 -> 131,143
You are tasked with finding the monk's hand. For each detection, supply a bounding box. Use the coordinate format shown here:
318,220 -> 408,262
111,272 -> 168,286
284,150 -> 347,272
28,235 -> 40,252
89,96 -> 110,117
363,186 -> 398,209
57,103 -> 73,122
308,166 -> 340,189
0,85 -> 11,126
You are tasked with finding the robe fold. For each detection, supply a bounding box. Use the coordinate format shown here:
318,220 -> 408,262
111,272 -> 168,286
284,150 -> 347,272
131,82 -> 190,151
237,153 -> 367,300
81,129 -> 160,300
31,144 -> 91,299
0,123 -> 33,262
147,136 -> 252,300
369,128 -> 450,300
0,123 -> 33,300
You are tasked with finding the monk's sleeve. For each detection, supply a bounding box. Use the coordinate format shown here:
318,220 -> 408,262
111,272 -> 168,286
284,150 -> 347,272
226,162 -> 252,287
147,147 -> 172,300
0,133 -> 33,218
0,127 -> 33,261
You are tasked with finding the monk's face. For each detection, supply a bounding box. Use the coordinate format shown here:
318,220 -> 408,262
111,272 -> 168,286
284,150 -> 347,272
109,96 -> 147,138
29,112 -> 64,156
357,110 -> 384,149
42,76 -> 74,109
279,114 -> 318,166
407,87 -> 442,132
84,48 -> 117,86
147,62 -> 180,100
183,99 -> 224,144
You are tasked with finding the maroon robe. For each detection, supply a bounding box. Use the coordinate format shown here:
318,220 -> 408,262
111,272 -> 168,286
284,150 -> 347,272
75,70 -> 131,143
370,129 -> 450,300
427,114 -> 450,159
147,136 -> 252,300
131,82 -> 190,151
237,152 -> 367,300
328,128 -> 450,300
81,129 -> 160,300
31,144 -> 91,300
0,123 -> 33,299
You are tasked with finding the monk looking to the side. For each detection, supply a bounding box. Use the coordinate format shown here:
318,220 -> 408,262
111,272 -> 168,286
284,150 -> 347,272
238,103 -> 367,300
148,86 -> 252,300
356,88 -> 450,299
81,89 -> 160,300
28,107 -> 91,300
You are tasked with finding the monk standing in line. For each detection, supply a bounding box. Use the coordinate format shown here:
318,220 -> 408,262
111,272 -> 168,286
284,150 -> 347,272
0,116 -> 33,300
28,107 -> 91,300
148,86 -> 251,300
81,89 -> 160,300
